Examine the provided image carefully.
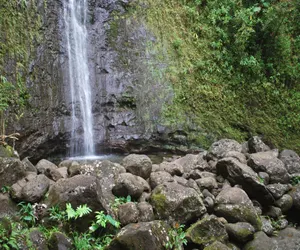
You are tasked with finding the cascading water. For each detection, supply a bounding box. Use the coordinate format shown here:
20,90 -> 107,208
63,0 -> 95,156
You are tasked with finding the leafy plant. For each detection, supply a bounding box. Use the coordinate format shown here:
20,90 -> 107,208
17,202 -> 36,227
290,176 -> 300,186
0,224 -> 18,250
165,223 -> 187,250
89,211 -> 120,233
0,186 -> 11,194
111,195 -> 131,211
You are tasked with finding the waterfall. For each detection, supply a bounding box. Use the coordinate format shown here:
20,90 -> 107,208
63,0 -> 95,156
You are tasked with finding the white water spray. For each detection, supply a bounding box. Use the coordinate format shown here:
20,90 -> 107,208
63,0 -> 95,156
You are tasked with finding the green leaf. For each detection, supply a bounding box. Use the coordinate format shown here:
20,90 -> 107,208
66,203 -> 76,220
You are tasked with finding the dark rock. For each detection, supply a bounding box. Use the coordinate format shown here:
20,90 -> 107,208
113,173 -> 150,200
204,197 -> 215,211
248,136 -> 270,153
243,231 -> 276,250
29,228 -> 48,250
186,215 -> 228,247
21,157 -> 37,173
224,151 -> 247,164
196,177 -> 218,191
267,184 -> 291,200
36,159 -> 57,175
216,157 -> 274,206
248,152 -> 289,184
203,241 -> 231,250
207,139 -> 242,160
0,157 -> 27,186
48,232 -> 72,250
150,182 -> 206,224
0,193 -> 18,218
11,173 -> 50,203
137,202 -> 154,222
225,222 -> 255,243
0,217 -> 12,238
118,202 -> 139,226
289,184 -> 300,210
45,168 -> 64,182
279,149 -> 300,174
107,221 -> 169,250
274,194 -> 293,213
274,227 -> 300,250
214,187 -> 261,230
122,154 -> 152,179
149,171 -> 173,189
264,206 -> 282,218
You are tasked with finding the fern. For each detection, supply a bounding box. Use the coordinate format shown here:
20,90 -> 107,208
75,204 -> 92,218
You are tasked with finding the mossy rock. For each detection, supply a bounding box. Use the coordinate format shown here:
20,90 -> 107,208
0,145 -> 15,158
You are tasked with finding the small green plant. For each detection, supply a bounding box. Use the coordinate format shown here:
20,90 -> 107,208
290,176 -> 300,186
17,202 -> 36,227
165,223 -> 187,250
0,186 -> 11,194
0,225 -> 18,250
89,211 -> 120,232
111,195 -> 131,211
73,232 -> 93,250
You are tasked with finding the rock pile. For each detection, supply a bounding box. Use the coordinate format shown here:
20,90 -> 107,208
1,136 -> 300,249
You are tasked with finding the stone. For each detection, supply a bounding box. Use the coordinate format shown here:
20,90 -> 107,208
113,173 -> 150,200
65,161 -> 81,177
261,217 -> 274,236
195,177 -> 218,191
225,222 -> 255,243
224,151 -> 247,164
258,172 -> 269,185
203,241 -> 231,250
204,197 -> 214,211
0,194 -> 18,218
214,187 -> 261,230
159,162 -> 184,176
244,231 -> 276,250
118,202 -> 139,226
274,227 -> 300,250
149,171 -> 173,189
29,228 -> 48,250
137,202 -> 154,222
0,157 -> 27,186
150,182 -> 206,224
274,194 -> 293,213
56,167 -> 68,179
107,221 -> 169,250
0,145 -> 15,158
11,173 -> 50,203
48,232 -> 72,250
173,153 -> 210,174
279,149 -> 300,174
216,157 -> 274,205
248,153 -> 289,184
248,136 -> 271,153
207,139 -> 242,160
21,157 -> 37,173
264,206 -> 282,218
289,183 -> 300,210
36,159 -> 58,175
122,154 -> 152,179
47,175 -> 102,211
45,168 -> 64,182
267,184 -> 291,200
186,215 -> 228,247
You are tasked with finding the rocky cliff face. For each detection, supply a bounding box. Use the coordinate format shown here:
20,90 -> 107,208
14,0 -> 191,162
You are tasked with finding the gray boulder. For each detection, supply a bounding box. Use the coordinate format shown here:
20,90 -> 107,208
36,159 -> 58,175
0,193 -> 18,218
173,152 -> 210,174
203,241 -> 231,250
261,216 -> 274,236
107,221 -> 169,250
137,202 -> 154,222
274,227 -> 300,249
196,177 -> 218,191
122,154 -> 152,179
0,157 -> 27,186
274,194 -> 293,213
29,228 -> 48,250
248,152 -> 289,184
159,161 -> 184,176
113,173 -> 150,200
244,231 -> 276,250
279,149 -> 300,174
21,157 -> 37,173
248,136 -> 270,153
207,139 -> 242,160
214,187 -> 261,230
224,151 -> 247,164
150,182 -> 206,224
225,222 -> 255,243
267,183 -> 291,200
118,202 -> 139,226
216,157 -> 274,205
186,215 -> 228,247
48,232 -> 72,250
289,184 -> 300,210
11,173 -> 50,203
149,171 -> 173,189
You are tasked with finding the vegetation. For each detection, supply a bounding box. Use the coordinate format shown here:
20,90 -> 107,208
0,0 -> 41,145
165,223 -> 187,250
123,0 -> 300,151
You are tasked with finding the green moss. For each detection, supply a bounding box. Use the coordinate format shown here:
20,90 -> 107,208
150,191 -> 168,216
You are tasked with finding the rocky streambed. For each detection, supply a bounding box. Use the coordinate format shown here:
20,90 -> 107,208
1,136 -> 300,249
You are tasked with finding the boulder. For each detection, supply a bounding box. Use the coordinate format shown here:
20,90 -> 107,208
261,216 -> 274,236
150,182 -> 206,224
137,202 -> 154,222
159,162 -> 184,176
274,194 -> 293,213
203,241 -> 231,250
225,222 -> 255,243
214,187 -> 261,230
279,149 -> 300,174
107,221 -> 169,250
113,173 -> 150,200
207,139 -> 242,160
122,154 -> 152,179
118,202 -> 139,226
173,152 -> 210,174
48,232 -> 72,250
29,228 -> 48,250
267,184 -> 291,200
274,227 -> 300,249
0,157 -> 27,186
149,171 -> 173,189
289,183 -> 300,210
47,175 -> 103,211
248,153 -> 289,184
21,157 -> 37,173
36,159 -> 58,175
45,168 -> 64,182
216,157 -> 274,205
95,160 -> 126,214
11,173 -> 50,203
186,215 -> 228,247
195,177 -> 218,191
244,231 -> 276,250
0,145 -> 15,158
264,206 -> 282,218
248,136 -> 270,153
0,193 -> 18,218
224,151 -> 247,164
